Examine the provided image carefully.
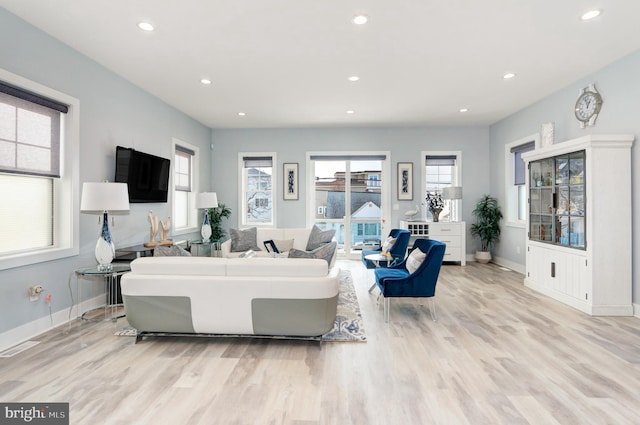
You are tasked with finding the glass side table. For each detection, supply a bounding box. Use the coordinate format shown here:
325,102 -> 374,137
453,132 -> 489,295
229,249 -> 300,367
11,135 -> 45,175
189,239 -> 222,257
75,263 -> 131,321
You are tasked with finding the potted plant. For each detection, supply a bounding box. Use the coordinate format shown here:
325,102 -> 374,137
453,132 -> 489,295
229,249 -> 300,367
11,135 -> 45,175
469,194 -> 503,263
425,191 -> 444,222
208,203 -> 232,241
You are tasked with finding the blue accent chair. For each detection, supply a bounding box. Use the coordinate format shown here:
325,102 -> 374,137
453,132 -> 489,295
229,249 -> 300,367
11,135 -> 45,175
374,238 -> 446,323
361,229 -> 411,269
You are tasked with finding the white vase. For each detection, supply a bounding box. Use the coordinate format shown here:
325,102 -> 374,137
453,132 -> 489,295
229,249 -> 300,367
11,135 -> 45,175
201,212 -> 212,242
95,212 -> 115,270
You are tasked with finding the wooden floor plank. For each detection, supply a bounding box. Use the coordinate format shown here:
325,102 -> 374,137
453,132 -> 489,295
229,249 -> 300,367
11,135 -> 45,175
2,260 -> 640,424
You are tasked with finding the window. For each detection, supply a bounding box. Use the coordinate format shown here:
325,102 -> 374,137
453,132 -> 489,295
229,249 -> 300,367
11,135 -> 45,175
367,174 -> 380,189
423,152 -> 461,221
0,71 -> 79,270
172,140 -> 198,232
505,136 -> 537,225
240,153 -> 275,226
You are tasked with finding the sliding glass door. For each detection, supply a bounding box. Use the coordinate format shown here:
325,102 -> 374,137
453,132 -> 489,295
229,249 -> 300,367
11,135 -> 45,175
309,153 -> 389,259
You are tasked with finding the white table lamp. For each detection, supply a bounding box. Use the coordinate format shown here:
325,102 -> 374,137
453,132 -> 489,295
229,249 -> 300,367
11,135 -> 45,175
81,182 -> 130,270
442,186 -> 463,222
195,192 -> 218,242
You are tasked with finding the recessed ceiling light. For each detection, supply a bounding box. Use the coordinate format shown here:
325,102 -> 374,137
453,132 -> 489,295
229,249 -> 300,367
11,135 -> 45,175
459,108 -> 469,113
352,15 -> 368,25
503,72 -> 516,79
200,78 -> 211,85
238,112 -> 246,116
346,110 -> 355,114
348,76 -> 360,82
137,22 -> 155,32
581,10 -> 601,21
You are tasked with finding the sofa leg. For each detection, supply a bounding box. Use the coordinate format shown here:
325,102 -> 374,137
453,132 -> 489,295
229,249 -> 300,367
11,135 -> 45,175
384,297 -> 390,323
428,298 -> 437,322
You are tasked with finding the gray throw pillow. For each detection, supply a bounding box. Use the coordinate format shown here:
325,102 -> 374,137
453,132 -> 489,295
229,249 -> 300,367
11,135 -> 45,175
154,245 -> 192,257
306,225 -> 336,250
230,227 -> 260,252
289,241 -> 337,267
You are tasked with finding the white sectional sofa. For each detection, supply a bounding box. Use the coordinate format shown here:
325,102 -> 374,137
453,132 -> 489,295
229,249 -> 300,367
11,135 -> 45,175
120,256 -> 341,341
220,227 -> 312,258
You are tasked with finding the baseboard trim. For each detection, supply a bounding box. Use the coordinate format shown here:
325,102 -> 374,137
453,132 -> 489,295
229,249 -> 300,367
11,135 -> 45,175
487,255 -> 526,275
0,295 -> 104,353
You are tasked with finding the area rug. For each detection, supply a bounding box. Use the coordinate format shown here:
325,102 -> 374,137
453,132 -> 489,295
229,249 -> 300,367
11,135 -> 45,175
115,269 -> 366,342
322,270 -> 367,342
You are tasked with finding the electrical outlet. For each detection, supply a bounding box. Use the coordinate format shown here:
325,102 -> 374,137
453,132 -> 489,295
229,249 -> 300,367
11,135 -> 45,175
29,285 -> 43,302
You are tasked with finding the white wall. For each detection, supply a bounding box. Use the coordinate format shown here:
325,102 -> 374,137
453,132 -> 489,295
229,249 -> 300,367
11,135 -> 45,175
489,49 -> 640,303
0,8 -> 211,344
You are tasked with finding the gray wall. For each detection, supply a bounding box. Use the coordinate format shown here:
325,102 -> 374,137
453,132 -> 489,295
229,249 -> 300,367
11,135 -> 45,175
211,126 -> 490,237
489,49 -> 640,303
0,9 -> 211,335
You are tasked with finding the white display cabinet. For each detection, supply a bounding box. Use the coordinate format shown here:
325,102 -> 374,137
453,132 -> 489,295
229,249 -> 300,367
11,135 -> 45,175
522,134 -> 634,316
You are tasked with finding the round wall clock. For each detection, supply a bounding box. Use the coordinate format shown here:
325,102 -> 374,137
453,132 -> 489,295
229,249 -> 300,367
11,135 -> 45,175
575,83 -> 603,128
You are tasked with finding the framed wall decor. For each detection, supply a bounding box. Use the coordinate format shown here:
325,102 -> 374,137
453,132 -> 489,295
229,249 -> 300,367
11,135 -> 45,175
283,162 -> 299,200
397,162 -> 413,200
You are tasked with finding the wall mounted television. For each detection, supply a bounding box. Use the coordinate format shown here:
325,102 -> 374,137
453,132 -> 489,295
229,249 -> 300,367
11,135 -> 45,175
114,146 -> 170,203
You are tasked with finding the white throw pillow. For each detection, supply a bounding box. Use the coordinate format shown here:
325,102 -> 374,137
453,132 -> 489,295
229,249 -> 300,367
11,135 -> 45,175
381,236 -> 396,253
406,248 -> 426,274
273,239 -> 294,252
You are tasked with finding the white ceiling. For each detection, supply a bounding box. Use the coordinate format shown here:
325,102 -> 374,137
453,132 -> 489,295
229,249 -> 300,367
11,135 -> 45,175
2,1 -> 640,129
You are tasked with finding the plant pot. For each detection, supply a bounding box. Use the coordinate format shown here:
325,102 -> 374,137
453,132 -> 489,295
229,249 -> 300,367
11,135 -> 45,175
475,250 -> 492,264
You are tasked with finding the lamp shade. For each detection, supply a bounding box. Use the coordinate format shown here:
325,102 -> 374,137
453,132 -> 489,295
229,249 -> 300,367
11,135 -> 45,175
442,186 -> 463,200
80,182 -> 130,213
196,192 -> 219,209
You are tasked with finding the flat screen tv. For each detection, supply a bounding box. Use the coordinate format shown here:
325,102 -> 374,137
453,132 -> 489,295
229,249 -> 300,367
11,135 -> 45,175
114,146 -> 170,203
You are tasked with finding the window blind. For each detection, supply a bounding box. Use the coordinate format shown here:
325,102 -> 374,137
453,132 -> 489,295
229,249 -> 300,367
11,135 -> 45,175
174,146 -> 193,192
425,155 -> 457,166
0,85 -> 65,178
511,141 -> 535,185
310,154 -> 387,161
243,156 -> 273,168
0,81 -> 69,114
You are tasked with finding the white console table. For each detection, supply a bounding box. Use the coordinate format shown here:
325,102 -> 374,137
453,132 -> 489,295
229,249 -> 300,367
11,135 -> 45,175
399,220 -> 466,265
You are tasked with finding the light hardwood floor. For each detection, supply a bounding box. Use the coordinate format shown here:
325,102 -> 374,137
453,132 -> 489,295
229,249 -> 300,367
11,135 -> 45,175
2,260 -> 640,425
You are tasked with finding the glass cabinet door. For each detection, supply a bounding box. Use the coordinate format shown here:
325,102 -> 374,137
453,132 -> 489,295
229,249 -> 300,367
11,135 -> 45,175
528,150 -> 585,249
567,151 -> 585,249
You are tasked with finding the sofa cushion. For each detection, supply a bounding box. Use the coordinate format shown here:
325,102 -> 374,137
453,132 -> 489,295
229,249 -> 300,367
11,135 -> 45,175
230,227 -> 260,252
289,241 -> 337,267
256,228 -> 285,243
406,248 -> 426,274
130,257 -> 227,276
306,225 -> 336,250
282,228 -> 312,250
226,257 -> 328,277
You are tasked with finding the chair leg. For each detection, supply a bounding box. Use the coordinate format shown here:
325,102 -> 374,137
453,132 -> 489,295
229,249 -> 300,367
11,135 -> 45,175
384,297 -> 390,323
368,282 -> 377,293
428,297 -> 437,322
